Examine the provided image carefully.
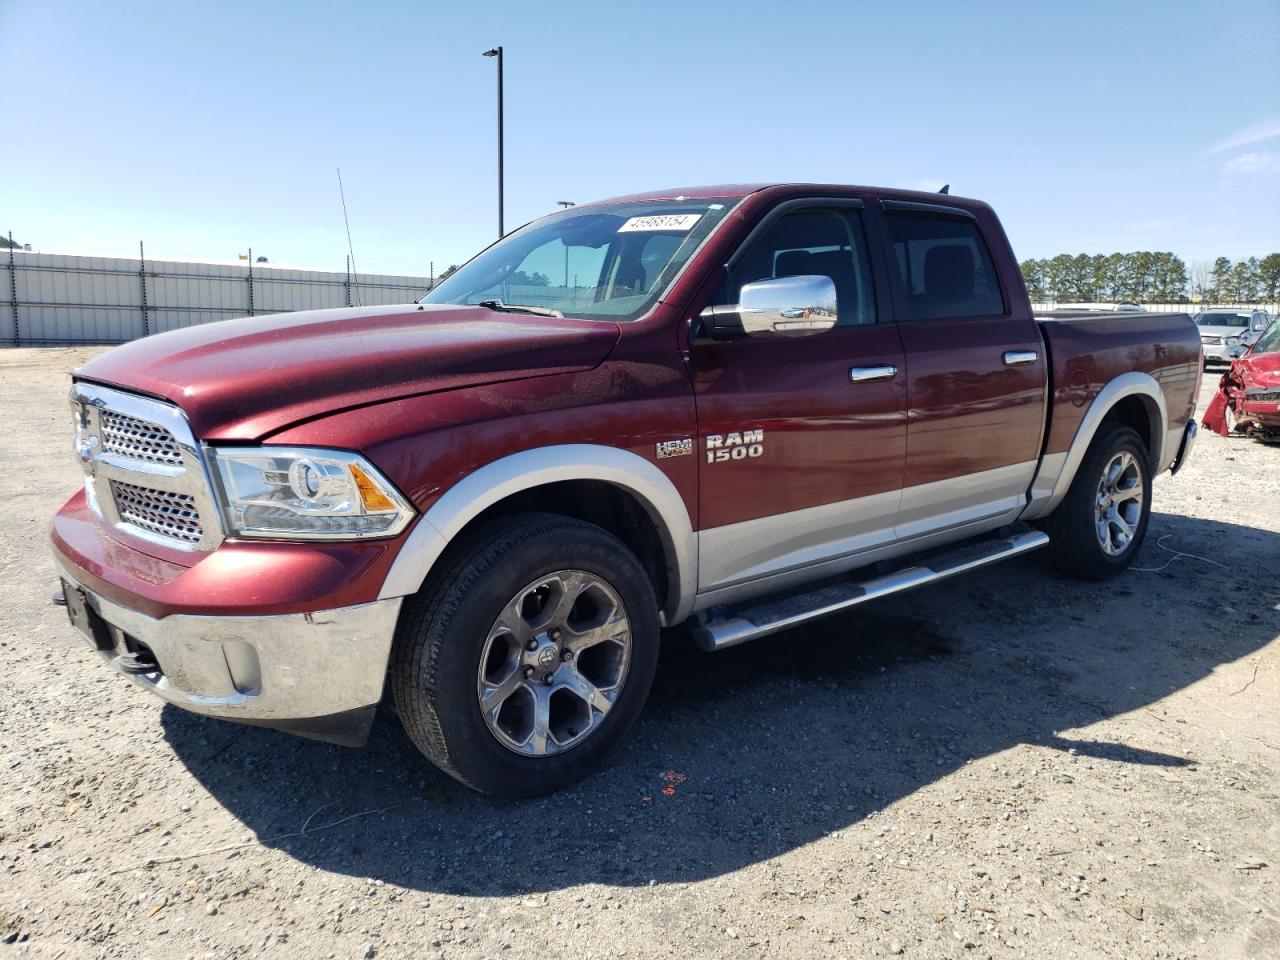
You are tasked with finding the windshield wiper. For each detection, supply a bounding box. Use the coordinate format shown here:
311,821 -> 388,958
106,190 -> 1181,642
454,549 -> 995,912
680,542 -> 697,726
476,299 -> 564,318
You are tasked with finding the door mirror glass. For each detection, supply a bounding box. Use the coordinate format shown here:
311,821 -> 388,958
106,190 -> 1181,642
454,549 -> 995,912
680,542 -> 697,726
740,274 -> 838,335
702,274 -> 838,339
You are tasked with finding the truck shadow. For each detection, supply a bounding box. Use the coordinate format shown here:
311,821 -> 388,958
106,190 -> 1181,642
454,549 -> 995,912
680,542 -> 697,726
161,511 -> 1279,895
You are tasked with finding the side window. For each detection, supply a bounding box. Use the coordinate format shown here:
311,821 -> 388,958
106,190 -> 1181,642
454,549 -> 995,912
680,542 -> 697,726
719,208 -> 877,326
886,213 -> 1005,321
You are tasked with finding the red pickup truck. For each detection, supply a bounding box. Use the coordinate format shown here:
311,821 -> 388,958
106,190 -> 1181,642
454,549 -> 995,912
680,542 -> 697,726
51,184 -> 1202,796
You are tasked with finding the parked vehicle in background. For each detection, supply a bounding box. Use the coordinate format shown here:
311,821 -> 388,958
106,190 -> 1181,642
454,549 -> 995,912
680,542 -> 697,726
50,183 -> 1203,796
1195,309 -> 1273,366
1203,318 -> 1280,442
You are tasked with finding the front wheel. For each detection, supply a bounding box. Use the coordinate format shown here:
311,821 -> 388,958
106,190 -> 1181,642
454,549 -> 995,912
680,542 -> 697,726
391,512 -> 659,796
1042,423 -> 1152,581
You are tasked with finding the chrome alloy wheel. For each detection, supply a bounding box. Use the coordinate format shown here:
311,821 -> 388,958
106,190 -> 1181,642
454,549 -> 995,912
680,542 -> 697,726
476,570 -> 632,756
1094,450 -> 1144,556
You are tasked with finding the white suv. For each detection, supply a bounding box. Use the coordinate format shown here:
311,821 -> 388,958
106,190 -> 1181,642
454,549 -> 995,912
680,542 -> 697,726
1195,309 -> 1273,365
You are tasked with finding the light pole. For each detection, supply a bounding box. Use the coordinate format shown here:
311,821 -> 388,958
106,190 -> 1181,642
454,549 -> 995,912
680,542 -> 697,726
482,46 -> 504,238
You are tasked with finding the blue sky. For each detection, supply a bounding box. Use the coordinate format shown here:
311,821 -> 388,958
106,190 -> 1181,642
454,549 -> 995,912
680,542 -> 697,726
3,0 -> 1278,277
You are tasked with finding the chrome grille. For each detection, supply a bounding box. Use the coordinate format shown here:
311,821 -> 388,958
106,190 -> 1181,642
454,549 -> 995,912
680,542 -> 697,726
1201,336 -> 1223,346
1247,390 -> 1280,403
100,410 -> 184,466
71,382 -> 222,552
109,480 -> 204,545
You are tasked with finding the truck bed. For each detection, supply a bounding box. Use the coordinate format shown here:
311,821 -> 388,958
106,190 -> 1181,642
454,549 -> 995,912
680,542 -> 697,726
1034,310 -> 1202,466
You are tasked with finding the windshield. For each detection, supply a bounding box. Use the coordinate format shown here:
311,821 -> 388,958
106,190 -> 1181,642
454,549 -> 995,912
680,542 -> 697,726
1252,319 -> 1280,354
1196,312 -> 1249,327
421,199 -> 741,321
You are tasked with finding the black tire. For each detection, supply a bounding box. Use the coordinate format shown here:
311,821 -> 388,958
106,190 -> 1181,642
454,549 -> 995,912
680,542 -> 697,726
1042,422 -> 1152,581
390,512 -> 660,797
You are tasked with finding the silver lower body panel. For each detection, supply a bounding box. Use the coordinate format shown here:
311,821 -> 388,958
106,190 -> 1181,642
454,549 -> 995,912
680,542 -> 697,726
695,462 -> 1035,610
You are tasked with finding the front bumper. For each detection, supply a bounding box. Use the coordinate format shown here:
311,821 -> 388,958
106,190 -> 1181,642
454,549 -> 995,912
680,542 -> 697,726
1240,391 -> 1280,424
55,562 -> 402,745
1202,343 -> 1246,365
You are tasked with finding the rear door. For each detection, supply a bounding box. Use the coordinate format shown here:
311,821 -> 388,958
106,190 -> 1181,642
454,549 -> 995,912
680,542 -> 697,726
877,200 -> 1047,539
688,199 -> 908,594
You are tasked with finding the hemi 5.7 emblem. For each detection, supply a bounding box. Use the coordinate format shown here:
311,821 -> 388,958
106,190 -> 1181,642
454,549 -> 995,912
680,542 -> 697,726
656,438 -> 693,459
705,429 -> 764,463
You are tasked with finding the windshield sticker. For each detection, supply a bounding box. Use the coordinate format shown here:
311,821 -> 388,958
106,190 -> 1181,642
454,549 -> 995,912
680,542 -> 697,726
618,214 -> 703,233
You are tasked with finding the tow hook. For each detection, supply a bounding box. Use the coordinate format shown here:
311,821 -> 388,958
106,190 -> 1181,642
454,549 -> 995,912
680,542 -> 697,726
115,651 -> 160,676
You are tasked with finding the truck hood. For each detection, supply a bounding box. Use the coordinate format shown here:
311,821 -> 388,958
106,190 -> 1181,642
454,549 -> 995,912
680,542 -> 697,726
1238,348 -> 1280,384
76,304 -> 621,440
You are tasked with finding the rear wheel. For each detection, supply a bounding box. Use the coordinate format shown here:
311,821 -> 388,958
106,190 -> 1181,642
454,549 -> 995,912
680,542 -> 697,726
1042,423 -> 1151,581
391,512 -> 659,796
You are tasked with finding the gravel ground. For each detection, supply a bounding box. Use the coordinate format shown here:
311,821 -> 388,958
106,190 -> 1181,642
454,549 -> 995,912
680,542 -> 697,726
1,347 -> 1277,960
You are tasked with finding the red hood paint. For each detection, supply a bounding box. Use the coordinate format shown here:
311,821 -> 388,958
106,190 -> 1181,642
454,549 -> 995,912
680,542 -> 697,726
1238,348 -> 1280,384
75,304 -> 621,440
1202,346 -> 1280,436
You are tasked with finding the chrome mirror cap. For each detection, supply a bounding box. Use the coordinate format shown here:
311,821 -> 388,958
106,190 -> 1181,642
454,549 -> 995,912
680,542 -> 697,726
738,274 -> 837,336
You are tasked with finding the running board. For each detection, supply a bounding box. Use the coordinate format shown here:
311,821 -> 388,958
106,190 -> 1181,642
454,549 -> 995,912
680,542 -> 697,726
692,529 -> 1049,651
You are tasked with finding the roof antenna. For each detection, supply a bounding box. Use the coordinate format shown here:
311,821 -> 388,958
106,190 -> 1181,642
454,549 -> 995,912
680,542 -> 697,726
337,167 -> 360,307
938,184 -> 950,194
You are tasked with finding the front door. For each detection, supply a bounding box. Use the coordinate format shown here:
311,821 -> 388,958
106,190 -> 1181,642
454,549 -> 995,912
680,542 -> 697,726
688,202 -> 909,594
879,202 -> 1047,539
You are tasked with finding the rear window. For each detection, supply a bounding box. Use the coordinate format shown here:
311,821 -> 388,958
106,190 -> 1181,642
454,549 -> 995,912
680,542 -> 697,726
886,214 -> 1005,321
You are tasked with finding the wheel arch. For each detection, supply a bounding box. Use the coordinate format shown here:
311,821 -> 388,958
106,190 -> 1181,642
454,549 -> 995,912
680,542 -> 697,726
378,445 -> 697,625
1022,372 -> 1167,520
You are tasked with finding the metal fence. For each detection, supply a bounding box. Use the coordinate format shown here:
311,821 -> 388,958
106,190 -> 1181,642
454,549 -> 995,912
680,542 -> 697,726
6,253 -> 1275,347
1032,301 -> 1279,315
1,248 -> 432,346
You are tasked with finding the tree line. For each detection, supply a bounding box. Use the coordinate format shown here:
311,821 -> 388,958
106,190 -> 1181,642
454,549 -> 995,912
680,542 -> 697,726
1020,252 -> 1280,304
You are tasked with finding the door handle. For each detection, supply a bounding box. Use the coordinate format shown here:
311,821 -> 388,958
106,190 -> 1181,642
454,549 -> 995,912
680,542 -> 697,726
849,365 -> 897,383
1003,350 -> 1038,366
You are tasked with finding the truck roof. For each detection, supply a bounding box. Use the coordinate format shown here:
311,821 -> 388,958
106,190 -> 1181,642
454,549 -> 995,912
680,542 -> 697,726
581,183 -> 984,208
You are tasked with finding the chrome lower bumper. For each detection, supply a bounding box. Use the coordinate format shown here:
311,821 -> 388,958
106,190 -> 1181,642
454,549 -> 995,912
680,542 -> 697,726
55,564 -> 402,745
1170,419 -> 1198,475
1201,346 -> 1245,364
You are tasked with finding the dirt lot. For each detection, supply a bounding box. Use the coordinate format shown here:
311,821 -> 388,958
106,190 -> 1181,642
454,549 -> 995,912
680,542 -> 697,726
1,347 -> 1276,960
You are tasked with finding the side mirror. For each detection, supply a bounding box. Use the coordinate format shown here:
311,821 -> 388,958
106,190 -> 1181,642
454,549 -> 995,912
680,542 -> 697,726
698,274 -> 838,340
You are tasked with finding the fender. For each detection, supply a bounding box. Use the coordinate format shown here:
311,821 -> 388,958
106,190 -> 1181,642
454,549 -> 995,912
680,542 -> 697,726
377,444 -> 698,624
1022,371 -> 1168,521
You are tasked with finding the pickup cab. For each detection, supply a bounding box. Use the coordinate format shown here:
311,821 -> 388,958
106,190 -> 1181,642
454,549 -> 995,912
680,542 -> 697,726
51,184 -> 1202,795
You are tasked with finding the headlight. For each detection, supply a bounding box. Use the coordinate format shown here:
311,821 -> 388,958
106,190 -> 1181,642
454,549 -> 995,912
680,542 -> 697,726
211,447 -> 414,540
1224,335 -> 1242,346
